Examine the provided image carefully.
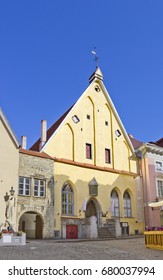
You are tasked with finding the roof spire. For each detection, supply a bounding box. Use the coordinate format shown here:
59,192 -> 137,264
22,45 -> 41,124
91,47 -> 99,68
89,67 -> 103,83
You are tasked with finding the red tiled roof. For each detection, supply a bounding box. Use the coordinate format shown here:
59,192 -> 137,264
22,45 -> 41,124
128,134 -> 143,149
54,157 -> 138,176
155,138 -> 163,147
30,105 -> 74,151
19,148 -> 53,159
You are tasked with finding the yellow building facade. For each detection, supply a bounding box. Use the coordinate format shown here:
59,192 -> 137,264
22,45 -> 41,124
0,108 -> 19,230
31,68 -> 144,239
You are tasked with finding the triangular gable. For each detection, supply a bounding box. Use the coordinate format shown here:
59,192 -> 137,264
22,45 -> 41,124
30,68 -> 135,155
94,75 -> 135,155
0,108 -> 20,148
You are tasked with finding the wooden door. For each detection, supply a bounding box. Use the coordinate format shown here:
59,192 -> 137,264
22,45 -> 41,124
35,215 -> 43,239
86,201 -> 96,217
22,221 -> 25,232
66,225 -> 78,239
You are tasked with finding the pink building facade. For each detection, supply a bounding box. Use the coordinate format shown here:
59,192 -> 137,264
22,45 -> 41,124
130,136 -> 163,229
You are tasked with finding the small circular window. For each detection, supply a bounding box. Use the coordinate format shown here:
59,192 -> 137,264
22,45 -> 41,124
94,85 -> 100,92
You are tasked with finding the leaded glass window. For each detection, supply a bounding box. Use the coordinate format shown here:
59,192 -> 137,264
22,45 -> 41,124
123,192 -> 132,217
62,183 -> 74,215
111,190 -> 119,217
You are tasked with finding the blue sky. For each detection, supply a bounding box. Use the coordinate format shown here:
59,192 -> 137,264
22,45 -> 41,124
0,1 -> 163,148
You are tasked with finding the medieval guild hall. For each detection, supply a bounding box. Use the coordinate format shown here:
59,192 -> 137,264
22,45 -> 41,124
1,67 -> 163,239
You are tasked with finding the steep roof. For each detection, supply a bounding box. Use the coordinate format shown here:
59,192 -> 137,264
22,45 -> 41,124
19,148 -> 53,159
128,134 -> 143,149
0,108 -> 20,148
155,138 -> 163,147
30,105 -> 74,151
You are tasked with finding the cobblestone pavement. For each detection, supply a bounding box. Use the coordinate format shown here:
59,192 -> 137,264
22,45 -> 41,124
0,237 -> 163,260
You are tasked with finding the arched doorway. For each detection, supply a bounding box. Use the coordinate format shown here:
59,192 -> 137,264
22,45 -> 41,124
85,198 -> 102,239
86,200 -> 97,217
19,211 -> 43,239
85,198 -> 102,228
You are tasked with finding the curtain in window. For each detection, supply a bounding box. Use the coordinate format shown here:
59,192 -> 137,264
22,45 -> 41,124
110,190 -> 119,217
123,192 -> 132,217
62,183 -> 74,215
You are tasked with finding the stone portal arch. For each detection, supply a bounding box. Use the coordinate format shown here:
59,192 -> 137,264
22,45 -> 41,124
85,200 -> 96,217
85,198 -> 102,228
18,211 -> 44,239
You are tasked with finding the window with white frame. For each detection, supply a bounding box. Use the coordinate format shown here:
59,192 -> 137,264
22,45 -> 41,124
157,180 -> 163,198
155,161 -> 162,171
123,192 -> 132,217
62,182 -> 74,215
19,177 -> 30,196
34,179 -> 45,197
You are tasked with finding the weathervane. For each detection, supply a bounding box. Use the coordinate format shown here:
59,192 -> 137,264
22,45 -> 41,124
92,47 -> 99,68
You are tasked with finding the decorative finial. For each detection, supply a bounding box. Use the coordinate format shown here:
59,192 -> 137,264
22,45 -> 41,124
91,47 -> 99,68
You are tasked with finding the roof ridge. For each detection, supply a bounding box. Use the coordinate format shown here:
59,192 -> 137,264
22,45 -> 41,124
19,148 -> 54,159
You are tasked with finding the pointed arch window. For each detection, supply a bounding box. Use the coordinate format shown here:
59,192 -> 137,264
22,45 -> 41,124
62,183 -> 74,215
123,192 -> 132,217
110,190 -> 120,217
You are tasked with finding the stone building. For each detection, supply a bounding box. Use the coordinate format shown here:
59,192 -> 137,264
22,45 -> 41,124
17,148 -> 54,238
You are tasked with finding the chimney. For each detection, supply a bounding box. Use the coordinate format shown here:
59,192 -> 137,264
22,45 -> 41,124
39,120 -> 47,150
21,136 -> 27,149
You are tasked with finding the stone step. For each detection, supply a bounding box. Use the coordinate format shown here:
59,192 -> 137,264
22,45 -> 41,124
98,227 -> 116,238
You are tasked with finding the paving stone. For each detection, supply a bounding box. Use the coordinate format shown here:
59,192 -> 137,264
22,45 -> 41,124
0,237 -> 163,260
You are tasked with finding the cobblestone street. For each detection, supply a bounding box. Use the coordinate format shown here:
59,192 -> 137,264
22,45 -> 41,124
0,236 -> 163,260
